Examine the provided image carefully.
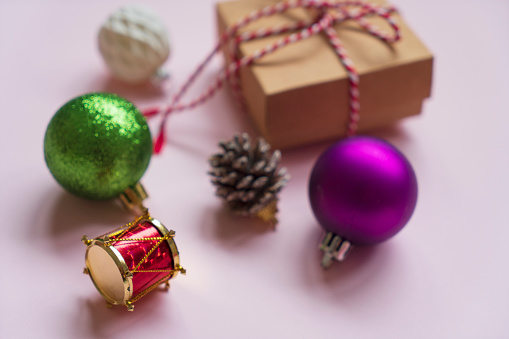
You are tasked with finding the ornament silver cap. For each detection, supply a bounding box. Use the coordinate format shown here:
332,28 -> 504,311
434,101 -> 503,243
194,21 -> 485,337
319,232 -> 353,268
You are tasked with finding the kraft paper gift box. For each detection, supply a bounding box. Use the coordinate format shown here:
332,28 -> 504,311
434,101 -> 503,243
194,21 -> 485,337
216,0 -> 433,149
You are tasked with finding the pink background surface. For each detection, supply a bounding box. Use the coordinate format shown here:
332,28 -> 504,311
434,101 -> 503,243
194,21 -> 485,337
1,0 -> 508,338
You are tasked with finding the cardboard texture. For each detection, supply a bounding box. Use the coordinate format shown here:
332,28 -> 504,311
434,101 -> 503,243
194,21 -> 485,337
217,0 -> 433,149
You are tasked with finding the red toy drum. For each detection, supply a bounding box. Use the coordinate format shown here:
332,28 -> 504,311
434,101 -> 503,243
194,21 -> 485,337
82,215 -> 185,311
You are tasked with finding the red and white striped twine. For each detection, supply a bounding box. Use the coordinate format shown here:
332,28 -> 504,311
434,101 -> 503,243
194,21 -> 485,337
144,0 -> 400,153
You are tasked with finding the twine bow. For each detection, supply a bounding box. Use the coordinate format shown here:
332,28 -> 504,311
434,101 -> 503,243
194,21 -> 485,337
144,0 -> 400,153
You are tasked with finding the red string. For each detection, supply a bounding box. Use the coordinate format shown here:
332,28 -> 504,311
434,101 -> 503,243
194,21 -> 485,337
144,0 -> 400,153
154,122 -> 166,154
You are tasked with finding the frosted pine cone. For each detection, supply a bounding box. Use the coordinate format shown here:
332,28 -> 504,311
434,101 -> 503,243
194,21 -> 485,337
209,133 -> 290,224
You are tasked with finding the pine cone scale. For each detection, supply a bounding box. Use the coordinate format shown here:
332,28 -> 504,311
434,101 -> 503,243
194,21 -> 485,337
252,176 -> 269,189
252,160 -> 266,173
236,175 -> 254,189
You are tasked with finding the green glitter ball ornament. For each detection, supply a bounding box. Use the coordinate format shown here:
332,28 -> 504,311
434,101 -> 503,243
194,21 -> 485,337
44,93 -> 152,200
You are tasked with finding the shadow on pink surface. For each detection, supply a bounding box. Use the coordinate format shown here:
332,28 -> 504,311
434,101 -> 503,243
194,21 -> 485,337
273,122 -> 415,191
87,73 -> 168,103
208,205 -> 276,245
78,287 -> 170,338
370,122 -> 415,153
36,190 -> 131,251
300,225 -> 401,302
281,121 -> 414,157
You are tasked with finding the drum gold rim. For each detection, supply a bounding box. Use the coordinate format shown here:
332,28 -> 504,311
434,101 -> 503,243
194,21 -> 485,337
85,240 -> 133,305
149,217 -> 181,279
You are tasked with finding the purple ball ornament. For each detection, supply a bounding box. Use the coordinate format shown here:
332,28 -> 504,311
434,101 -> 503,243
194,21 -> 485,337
308,136 -> 418,268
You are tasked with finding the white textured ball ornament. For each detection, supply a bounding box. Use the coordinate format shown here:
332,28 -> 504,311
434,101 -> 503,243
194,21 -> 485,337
98,6 -> 170,84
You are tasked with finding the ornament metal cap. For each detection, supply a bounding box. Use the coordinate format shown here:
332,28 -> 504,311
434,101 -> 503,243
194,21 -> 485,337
119,182 -> 149,215
319,232 -> 353,268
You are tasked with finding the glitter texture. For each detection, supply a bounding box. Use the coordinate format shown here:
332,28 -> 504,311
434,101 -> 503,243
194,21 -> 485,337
44,93 -> 152,200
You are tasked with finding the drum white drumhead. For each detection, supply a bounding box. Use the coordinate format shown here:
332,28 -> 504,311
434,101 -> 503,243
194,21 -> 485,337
87,245 -> 125,303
